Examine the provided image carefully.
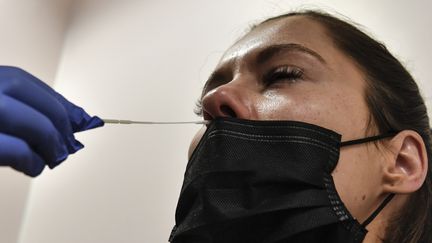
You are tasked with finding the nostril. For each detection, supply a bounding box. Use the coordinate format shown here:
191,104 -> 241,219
203,111 -> 213,121
220,105 -> 237,118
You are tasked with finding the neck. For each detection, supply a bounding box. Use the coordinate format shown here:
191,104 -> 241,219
362,215 -> 388,243
363,232 -> 384,243
362,194 -> 408,243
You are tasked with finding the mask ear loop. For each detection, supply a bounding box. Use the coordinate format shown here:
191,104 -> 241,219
340,131 -> 398,147
361,193 -> 395,227
340,131 -> 399,227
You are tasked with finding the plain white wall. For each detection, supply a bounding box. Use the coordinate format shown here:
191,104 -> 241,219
19,1 -> 432,243
0,1 -> 72,242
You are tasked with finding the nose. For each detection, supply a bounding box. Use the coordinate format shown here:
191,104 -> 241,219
201,82 -> 253,120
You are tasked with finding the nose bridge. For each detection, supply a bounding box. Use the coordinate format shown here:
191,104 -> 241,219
201,73 -> 256,120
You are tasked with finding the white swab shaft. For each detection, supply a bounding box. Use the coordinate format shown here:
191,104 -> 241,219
103,119 -> 208,125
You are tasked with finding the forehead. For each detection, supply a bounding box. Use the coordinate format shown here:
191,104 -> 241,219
220,16 -> 336,65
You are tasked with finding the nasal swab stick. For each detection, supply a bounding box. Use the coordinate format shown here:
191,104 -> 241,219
102,119 -> 209,125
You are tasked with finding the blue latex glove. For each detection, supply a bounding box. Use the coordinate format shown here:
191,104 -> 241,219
0,66 -> 104,177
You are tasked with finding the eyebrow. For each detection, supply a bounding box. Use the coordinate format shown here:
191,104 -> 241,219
256,43 -> 326,65
202,43 -> 326,95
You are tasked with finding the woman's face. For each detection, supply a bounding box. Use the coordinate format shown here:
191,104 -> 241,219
189,16 -> 386,225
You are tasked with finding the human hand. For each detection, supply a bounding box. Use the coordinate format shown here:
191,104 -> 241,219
0,66 -> 104,177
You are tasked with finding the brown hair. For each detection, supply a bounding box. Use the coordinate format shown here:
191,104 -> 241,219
257,10 -> 432,243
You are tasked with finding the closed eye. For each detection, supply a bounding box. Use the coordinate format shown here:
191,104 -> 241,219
263,66 -> 304,86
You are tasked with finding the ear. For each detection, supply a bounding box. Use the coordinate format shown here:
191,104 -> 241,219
382,130 -> 428,194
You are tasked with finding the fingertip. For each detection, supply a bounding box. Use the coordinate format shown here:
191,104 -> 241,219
84,116 -> 105,130
69,106 -> 104,132
48,138 -> 84,169
0,133 -> 46,177
68,139 -> 84,154
22,153 -> 46,177
47,150 -> 69,169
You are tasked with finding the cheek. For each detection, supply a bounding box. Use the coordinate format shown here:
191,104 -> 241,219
256,85 -> 369,140
256,88 -> 334,125
332,145 -> 383,221
188,126 -> 207,159
256,90 -> 292,118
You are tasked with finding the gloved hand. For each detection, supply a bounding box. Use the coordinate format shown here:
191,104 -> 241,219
0,66 -> 104,177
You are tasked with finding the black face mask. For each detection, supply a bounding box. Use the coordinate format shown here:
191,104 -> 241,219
169,117 -> 397,243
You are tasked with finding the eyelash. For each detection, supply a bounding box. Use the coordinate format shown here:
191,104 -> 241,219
263,66 -> 304,86
193,66 -> 304,117
194,99 -> 203,117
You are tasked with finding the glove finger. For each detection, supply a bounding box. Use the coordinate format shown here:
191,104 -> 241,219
0,95 -> 70,169
0,66 -> 104,133
0,133 -> 46,177
67,106 -> 105,132
0,70 -> 82,153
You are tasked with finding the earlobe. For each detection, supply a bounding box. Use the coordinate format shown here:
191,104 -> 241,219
382,130 -> 428,194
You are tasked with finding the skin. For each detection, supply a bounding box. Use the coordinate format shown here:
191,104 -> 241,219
188,16 -> 428,242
